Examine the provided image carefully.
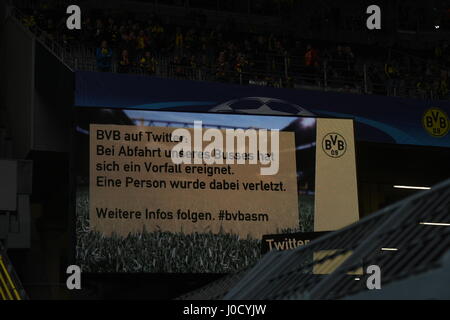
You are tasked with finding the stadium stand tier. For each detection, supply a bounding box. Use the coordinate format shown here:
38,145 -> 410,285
12,0 -> 450,100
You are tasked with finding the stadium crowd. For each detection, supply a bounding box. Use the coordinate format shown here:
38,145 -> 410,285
16,1 -> 450,100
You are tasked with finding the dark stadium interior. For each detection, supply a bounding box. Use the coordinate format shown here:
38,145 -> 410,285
0,0 -> 450,301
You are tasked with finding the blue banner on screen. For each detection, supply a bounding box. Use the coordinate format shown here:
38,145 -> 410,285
75,71 -> 450,148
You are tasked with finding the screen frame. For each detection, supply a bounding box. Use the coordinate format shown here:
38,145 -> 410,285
69,106 -> 358,277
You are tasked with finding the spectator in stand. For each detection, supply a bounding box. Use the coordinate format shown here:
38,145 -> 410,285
150,20 -> 164,53
255,35 -> 266,58
45,18 -> 56,40
384,60 -> 400,96
197,54 -> 210,80
96,40 -> 113,72
366,63 -> 384,94
106,17 -> 115,39
184,29 -> 197,55
268,33 -> 276,53
343,46 -> 355,77
82,17 -> 94,44
437,70 -> 449,99
136,29 -> 149,56
442,41 -> 450,66
22,12 -> 36,30
94,19 -> 105,44
119,32 -> 134,58
175,27 -> 184,56
243,39 -> 253,57
188,55 -> 197,69
304,44 -> 318,74
435,42 -> 444,65
129,30 -> 137,46
110,24 -> 120,47
271,40 -> 286,73
118,49 -> 131,73
216,51 -> 229,81
416,76 -> 430,99
234,53 -> 249,84
139,51 -> 158,75
172,55 -> 186,78
331,45 -> 346,76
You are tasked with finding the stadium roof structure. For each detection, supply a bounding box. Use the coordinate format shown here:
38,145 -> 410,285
179,178 -> 450,300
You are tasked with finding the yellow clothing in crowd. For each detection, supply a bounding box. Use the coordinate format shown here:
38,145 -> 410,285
175,33 -> 183,48
137,36 -> 146,49
23,15 -> 36,28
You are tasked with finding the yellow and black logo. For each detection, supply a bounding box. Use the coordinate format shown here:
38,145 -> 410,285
422,108 -> 449,137
322,133 -> 347,158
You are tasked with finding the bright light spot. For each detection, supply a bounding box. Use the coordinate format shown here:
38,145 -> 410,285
393,185 -> 431,190
420,222 -> 450,227
299,118 -> 316,128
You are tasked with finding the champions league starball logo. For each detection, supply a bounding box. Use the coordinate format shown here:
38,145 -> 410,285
168,98 -> 315,176
208,97 -> 315,116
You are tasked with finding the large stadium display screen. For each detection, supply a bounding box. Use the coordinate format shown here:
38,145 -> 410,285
74,108 -> 359,273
